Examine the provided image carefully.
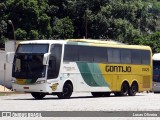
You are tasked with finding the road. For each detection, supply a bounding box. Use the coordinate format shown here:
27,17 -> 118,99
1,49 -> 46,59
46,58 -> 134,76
0,92 -> 160,120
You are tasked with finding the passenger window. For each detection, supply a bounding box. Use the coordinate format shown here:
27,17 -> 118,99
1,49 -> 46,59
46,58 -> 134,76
108,48 -> 120,63
142,50 -> 150,65
121,49 -> 131,64
47,44 -> 62,79
131,50 -> 141,64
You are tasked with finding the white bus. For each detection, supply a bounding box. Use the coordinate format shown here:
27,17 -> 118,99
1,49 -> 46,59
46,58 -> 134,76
7,39 -> 152,99
153,53 -> 160,93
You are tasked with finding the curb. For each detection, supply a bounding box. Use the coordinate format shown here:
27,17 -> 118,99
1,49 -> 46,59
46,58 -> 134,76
0,91 -> 25,94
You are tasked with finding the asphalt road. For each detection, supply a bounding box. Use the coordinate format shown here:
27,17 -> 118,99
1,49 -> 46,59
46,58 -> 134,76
0,92 -> 160,120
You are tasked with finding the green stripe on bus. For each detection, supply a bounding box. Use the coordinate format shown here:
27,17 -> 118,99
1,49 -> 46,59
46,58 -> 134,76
87,63 -> 108,86
77,63 -> 108,87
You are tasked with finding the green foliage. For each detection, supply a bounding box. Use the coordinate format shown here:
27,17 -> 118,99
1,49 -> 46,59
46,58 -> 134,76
53,17 -> 74,39
0,0 -> 160,52
0,1 -> 7,46
15,28 -> 27,40
134,32 -> 160,53
38,14 -> 52,39
29,30 -> 38,40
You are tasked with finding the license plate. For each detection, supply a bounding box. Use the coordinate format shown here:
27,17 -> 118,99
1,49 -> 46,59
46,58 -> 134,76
16,79 -> 26,84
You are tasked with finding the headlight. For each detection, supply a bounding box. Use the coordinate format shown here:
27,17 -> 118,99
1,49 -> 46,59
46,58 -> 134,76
36,80 -> 46,84
11,79 -> 16,83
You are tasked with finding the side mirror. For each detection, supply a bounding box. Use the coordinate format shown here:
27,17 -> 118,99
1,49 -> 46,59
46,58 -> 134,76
43,53 -> 50,65
6,52 -> 15,64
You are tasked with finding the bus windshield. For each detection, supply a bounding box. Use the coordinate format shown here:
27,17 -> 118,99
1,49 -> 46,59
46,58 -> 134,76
153,60 -> 160,82
17,44 -> 49,53
12,54 -> 46,79
12,44 -> 49,80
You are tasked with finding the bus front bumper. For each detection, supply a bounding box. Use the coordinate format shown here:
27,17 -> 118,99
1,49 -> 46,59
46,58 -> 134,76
12,83 -> 59,94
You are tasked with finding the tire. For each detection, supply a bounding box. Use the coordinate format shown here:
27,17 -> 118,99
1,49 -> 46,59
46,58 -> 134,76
154,92 -> 160,94
57,83 -> 73,99
91,92 -> 111,97
31,92 -> 46,99
121,82 -> 129,96
128,82 -> 138,96
114,92 -> 121,96
115,82 -> 129,96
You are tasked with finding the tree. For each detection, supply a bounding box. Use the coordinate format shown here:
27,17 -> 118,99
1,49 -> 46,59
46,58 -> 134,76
29,30 -> 38,40
52,17 -> 74,39
0,1 -> 7,47
0,0 -> 160,52
15,28 -> 27,40
38,14 -> 52,39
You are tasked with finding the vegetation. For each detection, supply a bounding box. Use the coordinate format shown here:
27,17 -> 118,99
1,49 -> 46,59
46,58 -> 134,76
0,0 -> 160,52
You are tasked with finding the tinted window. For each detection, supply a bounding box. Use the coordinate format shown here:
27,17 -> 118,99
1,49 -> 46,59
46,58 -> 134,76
153,61 -> 160,82
142,50 -> 150,65
108,48 -> 120,63
47,44 -> 62,79
64,45 -> 78,61
93,47 -> 107,63
79,46 -> 94,62
17,44 -> 49,53
64,45 -> 150,65
131,50 -> 141,64
121,49 -> 131,64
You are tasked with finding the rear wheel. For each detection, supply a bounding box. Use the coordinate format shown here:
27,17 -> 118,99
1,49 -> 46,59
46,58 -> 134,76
128,82 -> 138,96
115,82 -> 129,96
31,92 -> 46,99
114,92 -> 121,96
120,82 -> 129,96
57,83 -> 73,99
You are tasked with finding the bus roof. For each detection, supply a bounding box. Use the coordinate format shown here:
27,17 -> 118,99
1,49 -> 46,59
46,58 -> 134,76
19,39 -> 151,50
67,39 -> 151,50
19,40 -> 65,44
153,53 -> 160,61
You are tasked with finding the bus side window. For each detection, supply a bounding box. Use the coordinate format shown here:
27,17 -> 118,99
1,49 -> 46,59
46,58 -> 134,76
47,56 -> 56,79
47,44 -> 62,79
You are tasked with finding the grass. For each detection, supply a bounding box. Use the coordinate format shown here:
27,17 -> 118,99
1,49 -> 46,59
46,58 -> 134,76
0,93 -> 5,96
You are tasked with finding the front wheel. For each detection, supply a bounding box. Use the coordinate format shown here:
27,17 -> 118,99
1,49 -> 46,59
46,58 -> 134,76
57,83 -> 73,99
31,92 -> 46,99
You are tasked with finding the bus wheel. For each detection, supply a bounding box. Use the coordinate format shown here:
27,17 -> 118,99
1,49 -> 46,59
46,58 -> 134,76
115,82 -> 129,96
57,83 -> 73,99
31,92 -> 46,99
120,82 -> 129,96
128,82 -> 138,96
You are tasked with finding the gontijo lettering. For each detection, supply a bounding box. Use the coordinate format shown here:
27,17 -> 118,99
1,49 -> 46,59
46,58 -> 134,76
105,65 -> 131,72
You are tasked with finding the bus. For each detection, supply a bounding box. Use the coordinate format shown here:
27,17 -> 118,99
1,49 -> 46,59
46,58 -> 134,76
153,53 -> 160,93
7,39 -> 152,99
